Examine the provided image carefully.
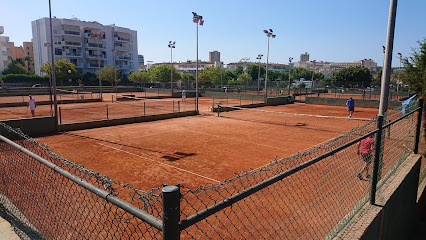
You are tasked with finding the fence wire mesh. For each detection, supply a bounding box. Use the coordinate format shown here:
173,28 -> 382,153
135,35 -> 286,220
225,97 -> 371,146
178,105 -> 420,239
0,102 -> 421,239
0,122 -> 164,239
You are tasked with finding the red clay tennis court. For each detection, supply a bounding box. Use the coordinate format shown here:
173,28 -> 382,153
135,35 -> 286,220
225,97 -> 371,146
36,103 -> 378,191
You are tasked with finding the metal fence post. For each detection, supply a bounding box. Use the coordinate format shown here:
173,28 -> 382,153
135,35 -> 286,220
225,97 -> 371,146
162,185 -> 180,240
212,97 -> 214,109
106,104 -> 109,120
370,115 -> 384,205
178,101 -> 180,112
217,104 -> 221,117
59,107 -> 62,125
144,102 -> 146,116
240,95 -> 242,106
112,94 -> 114,103
414,99 -> 424,154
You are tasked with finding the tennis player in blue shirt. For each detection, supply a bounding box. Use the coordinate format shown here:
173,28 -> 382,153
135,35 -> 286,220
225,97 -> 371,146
346,97 -> 354,118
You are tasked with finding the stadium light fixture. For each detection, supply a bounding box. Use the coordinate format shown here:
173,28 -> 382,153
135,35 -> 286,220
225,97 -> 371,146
263,29 -> 276,103
168,41 -> 176,95
192,12 -> 204,112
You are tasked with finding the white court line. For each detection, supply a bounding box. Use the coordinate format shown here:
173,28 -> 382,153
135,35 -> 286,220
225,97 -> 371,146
98,143 -> 221,183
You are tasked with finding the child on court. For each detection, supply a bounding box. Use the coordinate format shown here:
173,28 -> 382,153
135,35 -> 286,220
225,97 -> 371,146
27,95 -> 36,117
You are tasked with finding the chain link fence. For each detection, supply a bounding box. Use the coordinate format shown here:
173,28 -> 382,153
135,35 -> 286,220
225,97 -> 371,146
0,122 -> 164,239
0,100 -> 423,239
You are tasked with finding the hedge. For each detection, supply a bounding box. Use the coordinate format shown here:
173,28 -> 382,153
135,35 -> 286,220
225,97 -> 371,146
0,74 -> 49,84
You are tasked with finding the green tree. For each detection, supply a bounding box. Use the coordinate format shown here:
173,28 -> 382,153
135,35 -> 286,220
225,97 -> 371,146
373,69 -> 382,87
400,38 -> 426,97
198,67 -> 225,85
2,62 -> 27,74
149,64 -> 181,83
99,65 -> 121,87
40,59 -> 79,86
23,55 -> 32,73
246,64 -> 265,81
234,66 -> 244,76
267,70 -> 281,81
331,66 -> 372,88
237,72 -> 252,86
181,73 -> 195,89
129,71 -> 151,86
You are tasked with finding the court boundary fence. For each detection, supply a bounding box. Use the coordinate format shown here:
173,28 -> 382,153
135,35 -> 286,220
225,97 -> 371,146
0,100 -> 423,239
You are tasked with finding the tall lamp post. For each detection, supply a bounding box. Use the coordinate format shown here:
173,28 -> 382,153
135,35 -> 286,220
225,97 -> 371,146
192,12 -> 204,112
397,52 -> 402,99
263,29 -> 276,103
168,41 -> 176,95
256,54 -> 263,93
288,57 -> 293,95
112,49 -> 119,93
91,30 -> 105,100
48,0 -> 58,132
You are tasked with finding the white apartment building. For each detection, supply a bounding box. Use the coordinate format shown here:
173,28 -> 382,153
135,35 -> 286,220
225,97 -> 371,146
0,26 -> 12,74
32,17 -> 138,76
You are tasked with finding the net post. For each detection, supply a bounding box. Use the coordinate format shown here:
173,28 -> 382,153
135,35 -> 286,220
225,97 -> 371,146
240,95 -> 242,106
178,101 -> 180,112
370,115 -> 384,205
106,104 -> 109,120
144,102 -> 146,116
414,98 -> 424,154
162,185 -> 180,240
217,103 -> 220,117
59,107 -> 62,125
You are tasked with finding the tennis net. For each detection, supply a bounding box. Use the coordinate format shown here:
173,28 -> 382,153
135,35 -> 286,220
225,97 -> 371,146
57,89 -> 94,100
218,105 -> 373,130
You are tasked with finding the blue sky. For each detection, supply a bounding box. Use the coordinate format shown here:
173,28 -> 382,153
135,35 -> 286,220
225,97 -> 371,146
1,0 -> 425,67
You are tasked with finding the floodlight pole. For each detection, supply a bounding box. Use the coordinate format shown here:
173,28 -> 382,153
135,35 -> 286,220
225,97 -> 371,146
196,23 -> 199,112
48,0 -> 58,132
256,54 -> 263,93
168,41 -> 175,96
193,12 -> 203,113
265,36 -> 270,103
288,57 -> 293,95
378,0 -> 398,116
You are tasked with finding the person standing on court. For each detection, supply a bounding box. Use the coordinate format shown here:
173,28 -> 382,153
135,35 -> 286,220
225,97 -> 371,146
27,95 -> 36,117
346,97 -> 354,118
357,136 -> 374,180
182,89 -> 186,102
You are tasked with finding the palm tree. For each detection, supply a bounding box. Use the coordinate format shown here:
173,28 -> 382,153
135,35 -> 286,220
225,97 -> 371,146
23,55 -> 32,74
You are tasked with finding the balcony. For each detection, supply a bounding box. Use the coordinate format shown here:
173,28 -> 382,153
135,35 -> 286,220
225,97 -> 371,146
63,41 -> 82,47
114,36 -> 131,42
87,63 -> 104,68
87,43 -> 103,49
63,30 -> 81,36
65,52 -> 82,57
117,65 -> 132,70
116,55 -> 132,60
86,54 -> 105,59
114,45 -> 131,52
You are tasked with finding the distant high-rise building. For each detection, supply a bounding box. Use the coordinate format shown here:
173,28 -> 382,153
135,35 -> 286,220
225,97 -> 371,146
138,55 -> 144,65
32,17 -> 138,76
0,26 -> 12,74
300,52 -> 309,62
209,50 -> 220,62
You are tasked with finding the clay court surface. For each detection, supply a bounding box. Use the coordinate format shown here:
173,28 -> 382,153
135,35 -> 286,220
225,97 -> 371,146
0,95 -> 261,122
35,103 -> 378,191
